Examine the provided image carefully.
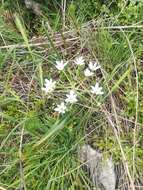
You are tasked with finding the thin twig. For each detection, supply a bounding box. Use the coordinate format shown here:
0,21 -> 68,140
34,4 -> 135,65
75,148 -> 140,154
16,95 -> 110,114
103,108 -> 135,190
121,28 -> 139,187
1,22 -> 143,50
0,37 -> 78,50
19,126 -> 27,190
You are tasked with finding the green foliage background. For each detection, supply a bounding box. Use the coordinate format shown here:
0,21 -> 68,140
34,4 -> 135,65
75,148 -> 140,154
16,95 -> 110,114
0,0 -> 143,189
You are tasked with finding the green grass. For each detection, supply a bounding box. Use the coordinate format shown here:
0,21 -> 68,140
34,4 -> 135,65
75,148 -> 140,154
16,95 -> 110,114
0,1 -> 143,190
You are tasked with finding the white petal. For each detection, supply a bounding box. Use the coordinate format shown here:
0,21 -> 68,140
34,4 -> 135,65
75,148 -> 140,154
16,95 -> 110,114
54,102 -> 67,114
42,78 -> 56,94
88,61 -> 100,71
84,68 -> 94,77
55,60 -> 67,71
90,83 -> 103,95
65,90 -> 78,104
74,56 -> 85,66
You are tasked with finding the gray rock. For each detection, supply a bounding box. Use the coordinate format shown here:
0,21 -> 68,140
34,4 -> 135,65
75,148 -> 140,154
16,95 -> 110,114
24,0 -> 42,15
79,145 -> 116,190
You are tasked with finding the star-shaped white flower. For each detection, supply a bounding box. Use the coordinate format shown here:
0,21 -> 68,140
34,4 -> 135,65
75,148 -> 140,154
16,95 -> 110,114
84,68 -> 94,77
90,83 -> 104,95
55,60 -> 68,71
88,61 -> 100,71
74,56 -> 85,66
42,79 -> 56,94
65,90 -> 78,104
54,102 -> 67,114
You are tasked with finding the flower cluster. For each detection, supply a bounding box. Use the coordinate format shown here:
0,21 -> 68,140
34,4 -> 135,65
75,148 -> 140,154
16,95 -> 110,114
42,56 -> 104,114
54,90 -> 78,114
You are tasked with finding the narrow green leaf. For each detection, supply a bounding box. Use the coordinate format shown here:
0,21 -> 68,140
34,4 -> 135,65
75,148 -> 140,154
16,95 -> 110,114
110,67 -> 131,93
14,14 -> 32,54
35,118 -> 67,147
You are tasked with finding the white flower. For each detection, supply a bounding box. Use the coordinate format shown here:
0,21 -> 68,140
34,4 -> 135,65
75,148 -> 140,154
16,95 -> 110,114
54,102 -> 67,114
42,79 -> 56,94
88,61 -> 100,71
65,90 -> 78,104
90,83 -> 104,95
84,68 -> 94,77
55,60 -> 68,71
74,56 -> 85,66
